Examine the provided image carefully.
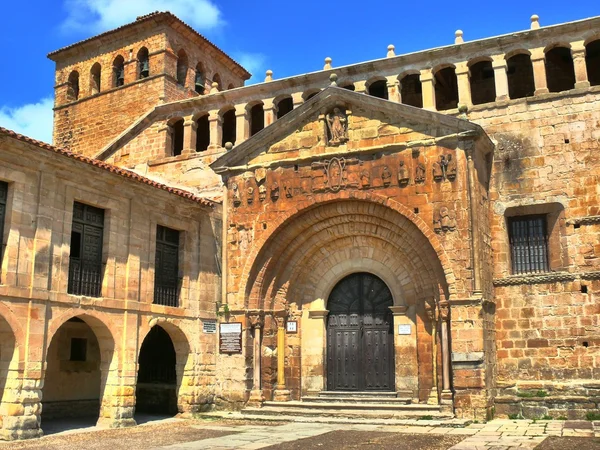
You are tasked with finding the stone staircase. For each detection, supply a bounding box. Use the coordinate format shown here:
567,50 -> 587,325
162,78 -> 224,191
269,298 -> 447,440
241,391 -> 454,421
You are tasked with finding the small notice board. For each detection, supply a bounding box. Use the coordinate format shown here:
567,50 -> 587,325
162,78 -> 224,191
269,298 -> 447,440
219,322 -> 242,354
203,320 -> 217,334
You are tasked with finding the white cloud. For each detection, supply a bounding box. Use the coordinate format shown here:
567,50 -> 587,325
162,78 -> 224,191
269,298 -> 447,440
233,52 -> 267,85
0,98 -> 54,144
61,0 -> 223,33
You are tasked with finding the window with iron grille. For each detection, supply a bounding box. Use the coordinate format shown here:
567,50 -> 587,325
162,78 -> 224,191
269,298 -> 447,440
0,181 -> 7,273
508,215 -> 549,274
68,202 -> 104,297
154,225 -> 180,307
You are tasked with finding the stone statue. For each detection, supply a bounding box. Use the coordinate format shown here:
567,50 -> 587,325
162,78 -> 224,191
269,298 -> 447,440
381,166 -> 392,187
360,169 -> 370,188
258,184 -> 267,202
232,182 -> 241,206
434,206 -> 457,233
283,181 -> 293,198
415,161 -> 426,183
326,108 -> 349,146
445,154 -> 457,181
433,155 -> 444,182
270,182 -> 280,200
246,182 -> 255,205
398,160 -> 409,185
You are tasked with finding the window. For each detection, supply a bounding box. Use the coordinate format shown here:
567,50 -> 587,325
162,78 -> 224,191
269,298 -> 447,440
113,56 -> 125,87
67,71 -> 80,101
154,225 -> 180,307
68,202 -> 104,297
195,63 -> 205,94
70,338 -> 87,362
0,181 -> 7,269
176,50 -> 188,86
170,119 -> 184,156
138,47 -> 149,79
508,215 -> 549,274
90,63 -> 101,95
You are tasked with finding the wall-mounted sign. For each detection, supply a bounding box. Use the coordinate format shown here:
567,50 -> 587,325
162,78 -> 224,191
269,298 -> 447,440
286,320 -> 298,334
398,324 -> 412,335
203,320 -> 217,334
219,322 -> 242,354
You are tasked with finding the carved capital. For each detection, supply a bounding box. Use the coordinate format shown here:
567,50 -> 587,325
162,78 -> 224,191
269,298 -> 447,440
247,312 -> 264,329
439,301 -> 450,321
273,311 -> 287,328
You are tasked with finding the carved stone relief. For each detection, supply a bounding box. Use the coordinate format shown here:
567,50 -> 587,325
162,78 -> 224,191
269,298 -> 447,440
258,184 -> 267,202
326,107 -> 349,146
433,153 -> 457,182
398,160 -> 410,186
433,206 -> 457,233
360,169 -> 370,188
381,166 -> 392,187
283,180 -> 293,198
311,156 -> 358,192
415,160 -> 426,184
270,181 -> 280,200
246,180 -> 255,205
232,182 -> 241,206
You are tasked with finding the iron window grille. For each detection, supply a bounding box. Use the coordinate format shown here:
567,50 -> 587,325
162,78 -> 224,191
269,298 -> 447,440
0,181 -> 7,272
68,202 -> 104,297
508,215 -> 549,274
154,225 -> 180,307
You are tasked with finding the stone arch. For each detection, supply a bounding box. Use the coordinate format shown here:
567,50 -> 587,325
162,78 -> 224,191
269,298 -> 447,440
67,70 -> 80,101
302,88 -> 321,101
220,105 -> 236,147
468,57 -> 496,105
247,100 -> 265,136
274,95 -> 294,119
112,55 -> 125,87
544,44 -> 576,92
506,52 -> 535,99
585,38 -> 600,86
398,71 -> 423,108
176,49 -> 188,86
137,320 -> 193,415
433,64 -> 458,110
42,311 -> 117,428
366,77 -> 389,99
89,62 -> 101,95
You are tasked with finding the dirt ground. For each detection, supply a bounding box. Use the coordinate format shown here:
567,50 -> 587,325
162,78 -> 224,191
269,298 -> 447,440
535,436 -> 600,450
263,430 -> 465,450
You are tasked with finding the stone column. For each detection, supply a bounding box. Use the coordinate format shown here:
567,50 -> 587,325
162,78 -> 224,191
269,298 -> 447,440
235,103 -> 249,145
426,305 -> 439,405
158,124 -> 172,157
0,374 -> 43,440
207,110 -> 222,150
182,118 -> 197,155
354,80 -> 367,94
439,302 -> 453,411
571,41 -> 590,89
386,75 -> 400,103
247,313 -> 265,406
263,98 -> 277,127
302,309 -> 328,395
491,55 -> 509,101
419,69 -> 436,111
530,48 -> 549,95
292,92 -> 304,109
272,313 -> 291,401
455,62 -> 472,107
389,305 -> 418,400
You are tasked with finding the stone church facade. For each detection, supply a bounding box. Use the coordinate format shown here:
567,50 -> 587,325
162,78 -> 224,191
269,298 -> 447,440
1,10 -> 600,439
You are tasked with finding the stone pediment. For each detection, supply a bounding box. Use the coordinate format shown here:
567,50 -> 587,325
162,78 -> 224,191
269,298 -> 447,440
210,86 -> 491,174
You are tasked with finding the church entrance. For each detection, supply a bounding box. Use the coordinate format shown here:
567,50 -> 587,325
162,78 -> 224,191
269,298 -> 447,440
326,272 -> 394,391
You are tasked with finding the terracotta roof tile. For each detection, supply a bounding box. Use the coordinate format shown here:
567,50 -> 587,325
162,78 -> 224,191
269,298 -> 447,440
0,127 -> 216,208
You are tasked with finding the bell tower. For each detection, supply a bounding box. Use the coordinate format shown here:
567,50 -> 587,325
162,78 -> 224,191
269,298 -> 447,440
48,12 -> 250,157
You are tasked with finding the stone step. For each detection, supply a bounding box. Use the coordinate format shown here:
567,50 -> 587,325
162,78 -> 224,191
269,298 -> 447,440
303,396 -> 412,404
318,391 -> 400,399
261,401 -> 441,412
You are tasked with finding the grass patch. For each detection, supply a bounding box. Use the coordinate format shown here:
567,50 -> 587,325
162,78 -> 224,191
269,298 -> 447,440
541,415 -> 553,420
586,411 -> 600,421
418,415 -> 434,420
508,413 -> 525,420
557,416 -> 568,420
516,390 -> 547,398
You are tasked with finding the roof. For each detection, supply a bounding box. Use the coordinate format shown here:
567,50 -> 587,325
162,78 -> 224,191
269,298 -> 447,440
0,127 -> 215,208
47,11 -> 250,80
210,86 -> 492,173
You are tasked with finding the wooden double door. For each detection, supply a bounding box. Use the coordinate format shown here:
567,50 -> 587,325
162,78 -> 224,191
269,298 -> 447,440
326,272 -> 395,391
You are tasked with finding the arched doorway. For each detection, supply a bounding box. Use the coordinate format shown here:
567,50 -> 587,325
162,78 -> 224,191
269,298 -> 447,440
326,272 -> 394,391
135,326 -> 177,416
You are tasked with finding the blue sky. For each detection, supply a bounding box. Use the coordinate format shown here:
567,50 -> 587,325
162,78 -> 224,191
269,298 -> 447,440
0,1 -> 598,144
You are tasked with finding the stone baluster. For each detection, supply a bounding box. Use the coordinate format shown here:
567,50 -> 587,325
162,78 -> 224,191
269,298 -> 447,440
530,47 -> 549,95
207,110 -> 222,150
247,313 -> 265,406
386,75 -> 400,103
491,55 -> 510,101
420,69 -> 436,111
571,41 -> 590,89
263,98 -> 277,127
273,313 -> 291,401
182,118 -> 197,155
235,103 -> 249,145
455,62 -> 472,107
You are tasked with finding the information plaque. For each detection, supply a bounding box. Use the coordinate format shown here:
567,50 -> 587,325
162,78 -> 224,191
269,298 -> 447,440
398,324 -> 412,335
219,322 -> 242,354
203,320 -> 217,334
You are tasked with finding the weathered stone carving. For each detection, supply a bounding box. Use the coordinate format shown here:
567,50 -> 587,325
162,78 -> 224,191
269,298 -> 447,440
283,181 -> 293,198
445,154 -> 457,181
270,181 -> 280,200
433,156 -> 444,182
398,160 -> 410,186
246,180 -> 255,205
258,184 -> 267,202
360,169 -> 370,188
254,167 -> 267,184
433,206 -> 457,233
227,225 -> 238,244
381,166 -> 392,187
232,182 -> 241,206
311,157 -> 358,192
415,161 -> 426,184
326,108 -> 349,146
433,154 -> 457,182
248,312 -> 264,329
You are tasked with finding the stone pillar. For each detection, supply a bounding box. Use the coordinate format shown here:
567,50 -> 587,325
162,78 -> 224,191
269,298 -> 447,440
419,69 -> 436,111
182,118 -> 197,155
571,41 -> 590,89
386,76 -> 400,103
491,55 -> 509,101
208,110 -> 222,150
439,303 -> 453,412
272,313 -> 291,401
0,374 -> 43,440
302,309 -> 328,395
158,124 -> 172,157
426,305 -> 439,405
292,92 -> 304,109
455,62 -> 472,107
235,103 -> 249,145
263,98 -> 277,127
247,313 -> 265,406
354,80 -> 367,94
390,305 -> 418,400
530,48 -> 549,95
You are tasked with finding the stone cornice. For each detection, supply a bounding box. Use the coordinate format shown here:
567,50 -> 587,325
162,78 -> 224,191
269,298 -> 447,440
493,271 -> 600,286
567,216 -> 600,226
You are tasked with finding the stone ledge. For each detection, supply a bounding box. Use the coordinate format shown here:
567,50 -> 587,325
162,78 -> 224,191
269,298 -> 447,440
495,395 -> 600,403
494,271 -> 600,286
567,215 -> 600,226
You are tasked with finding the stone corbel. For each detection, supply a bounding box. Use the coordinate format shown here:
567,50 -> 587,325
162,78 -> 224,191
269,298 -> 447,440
247,311 -> 264,329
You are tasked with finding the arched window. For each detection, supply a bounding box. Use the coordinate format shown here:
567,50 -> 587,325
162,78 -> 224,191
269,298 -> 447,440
585,39 -> 600,86
303,89 -> 320,101
67,71 -> 80,101
469,60 -> 496,105
194,63 -> 205,94
176,50 -> 188,86
368,79 -> 388,99
545,46 -> 575,93
113,56 -> 125,88
221,108 -> 236,147
227,83 -> 235,90
399,74 -> 422,108
276,97 -> 294,119
434,67 -> 459,111
90,63 -> 101,95
170,119 -> 184,156
213,73 -> 222,90
507,53 -> 535,99
195,114 -> 210,152
137,47 -> 149,79
249,103 -> 265,136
